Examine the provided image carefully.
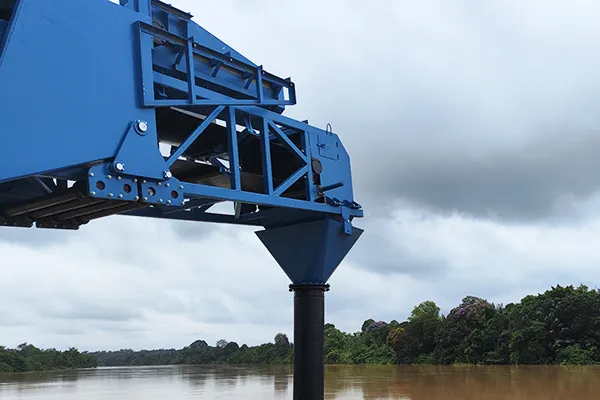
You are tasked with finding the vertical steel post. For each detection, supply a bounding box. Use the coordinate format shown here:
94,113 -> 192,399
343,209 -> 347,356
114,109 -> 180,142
256,220 -> 363,399
289,283 -> 329,400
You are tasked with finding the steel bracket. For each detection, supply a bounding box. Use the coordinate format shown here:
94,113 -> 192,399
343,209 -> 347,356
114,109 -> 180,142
340,207 -> 352,235
139,177 -> 184,206
112,120 -> 168,181
87,164 -> 141,202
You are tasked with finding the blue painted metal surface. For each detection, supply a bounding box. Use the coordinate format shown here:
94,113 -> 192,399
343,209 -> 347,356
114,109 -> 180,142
257,219 -> 364,284
0,0 -> 362,236
0,2 -> 362,396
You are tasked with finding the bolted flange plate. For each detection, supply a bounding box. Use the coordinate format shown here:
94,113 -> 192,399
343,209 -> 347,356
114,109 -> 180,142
139,178 -> 184,206
87,164 -> 141,202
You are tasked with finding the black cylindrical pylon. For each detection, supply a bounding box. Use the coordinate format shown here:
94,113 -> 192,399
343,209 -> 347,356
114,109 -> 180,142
289,283 -> 330,400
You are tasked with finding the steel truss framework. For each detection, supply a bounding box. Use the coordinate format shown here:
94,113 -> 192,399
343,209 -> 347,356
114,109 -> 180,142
0,0 -> 362,233
98,103 -> 362,232
0,1 -> 364,399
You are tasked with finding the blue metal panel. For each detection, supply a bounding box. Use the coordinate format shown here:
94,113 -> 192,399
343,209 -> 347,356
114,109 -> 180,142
0,0 -> 155,183
312,130 -> 355,205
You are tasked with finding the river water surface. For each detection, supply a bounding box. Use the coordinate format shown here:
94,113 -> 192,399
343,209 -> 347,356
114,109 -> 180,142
1,364 -> 600,399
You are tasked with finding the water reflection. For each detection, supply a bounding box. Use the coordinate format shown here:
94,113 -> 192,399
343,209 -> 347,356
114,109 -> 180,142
326,364 -> 600,399
1,364 -> 600,399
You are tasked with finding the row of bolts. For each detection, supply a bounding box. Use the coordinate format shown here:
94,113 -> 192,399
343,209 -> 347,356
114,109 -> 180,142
88,171 -> 185,206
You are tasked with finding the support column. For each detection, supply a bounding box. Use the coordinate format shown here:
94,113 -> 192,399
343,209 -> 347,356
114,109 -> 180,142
290,283 -> 329,400
255,219 -> 363,400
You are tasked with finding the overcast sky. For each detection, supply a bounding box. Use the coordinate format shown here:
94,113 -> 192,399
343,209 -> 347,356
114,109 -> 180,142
3,0 -> 600,351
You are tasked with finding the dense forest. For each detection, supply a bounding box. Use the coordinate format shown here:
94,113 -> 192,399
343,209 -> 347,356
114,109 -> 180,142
93,284 -> 600,367
3,284 -> 600,373
0,344 -> 97,373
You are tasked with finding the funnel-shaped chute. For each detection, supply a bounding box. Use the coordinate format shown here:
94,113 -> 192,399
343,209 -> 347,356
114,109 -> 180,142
256,219 -> 363,284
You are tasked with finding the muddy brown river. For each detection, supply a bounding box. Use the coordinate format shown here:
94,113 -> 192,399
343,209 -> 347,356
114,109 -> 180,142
1,364 -> 599,399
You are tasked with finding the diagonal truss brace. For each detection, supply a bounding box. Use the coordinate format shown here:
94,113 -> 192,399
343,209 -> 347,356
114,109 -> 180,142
265,121 -> 309,197
99,105 -> 362,223
165,106 -> 225,168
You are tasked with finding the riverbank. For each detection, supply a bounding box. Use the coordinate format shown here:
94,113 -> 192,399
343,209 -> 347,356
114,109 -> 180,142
3,284 -> 600,373
0,344 -> 96,373
92,285 -> 600,367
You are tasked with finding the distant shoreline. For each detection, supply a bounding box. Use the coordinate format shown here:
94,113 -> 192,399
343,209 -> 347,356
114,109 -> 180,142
3,363 -> 600,377
3,284 -> 599,373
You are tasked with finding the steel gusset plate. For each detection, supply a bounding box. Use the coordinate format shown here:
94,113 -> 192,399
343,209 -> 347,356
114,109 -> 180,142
87,164 -> 140,202
139,178 -> 184,206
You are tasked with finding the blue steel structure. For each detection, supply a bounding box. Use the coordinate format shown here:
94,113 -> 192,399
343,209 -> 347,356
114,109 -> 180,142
0,1 -> 363,398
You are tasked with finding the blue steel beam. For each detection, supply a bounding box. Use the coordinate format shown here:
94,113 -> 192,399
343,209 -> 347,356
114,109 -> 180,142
0,0 -> 362,238
0,0 -> 361,228
0,2 -> 363,398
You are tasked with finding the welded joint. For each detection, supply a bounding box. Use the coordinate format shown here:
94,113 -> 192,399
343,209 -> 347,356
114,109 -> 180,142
209,157 -> 230,176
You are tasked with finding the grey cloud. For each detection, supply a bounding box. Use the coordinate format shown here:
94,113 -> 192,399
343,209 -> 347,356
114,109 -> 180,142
7,0 -> 600,352
348,217 -> 450,277
188,296 -> 236,325
50,326 -> 87,336
44,302 -> 145,323
183,289 -> 292,327
371,132 -> 600,222
188,0 -> 600,224
0,310 -> 33,327
169,220 -> 225,241
0,220 -> 213,249
0,226 -> 75,247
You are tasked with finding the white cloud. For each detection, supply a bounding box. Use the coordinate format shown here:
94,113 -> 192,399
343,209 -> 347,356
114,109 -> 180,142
3,0 -> 600,351
6,201 -> 600,351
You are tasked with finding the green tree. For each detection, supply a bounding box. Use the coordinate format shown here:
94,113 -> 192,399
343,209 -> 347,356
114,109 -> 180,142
433,296 -> 497,364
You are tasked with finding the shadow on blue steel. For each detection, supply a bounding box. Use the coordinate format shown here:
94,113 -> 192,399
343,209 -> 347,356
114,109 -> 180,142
0,0 -> 363,398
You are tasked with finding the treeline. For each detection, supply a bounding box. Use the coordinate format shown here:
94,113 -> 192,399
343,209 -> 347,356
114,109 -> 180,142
0,344 -> 97,373
365,284 -> 600,365
4,284 -> 600,373
93,334 -> 293,367
93,284 -> 600,367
